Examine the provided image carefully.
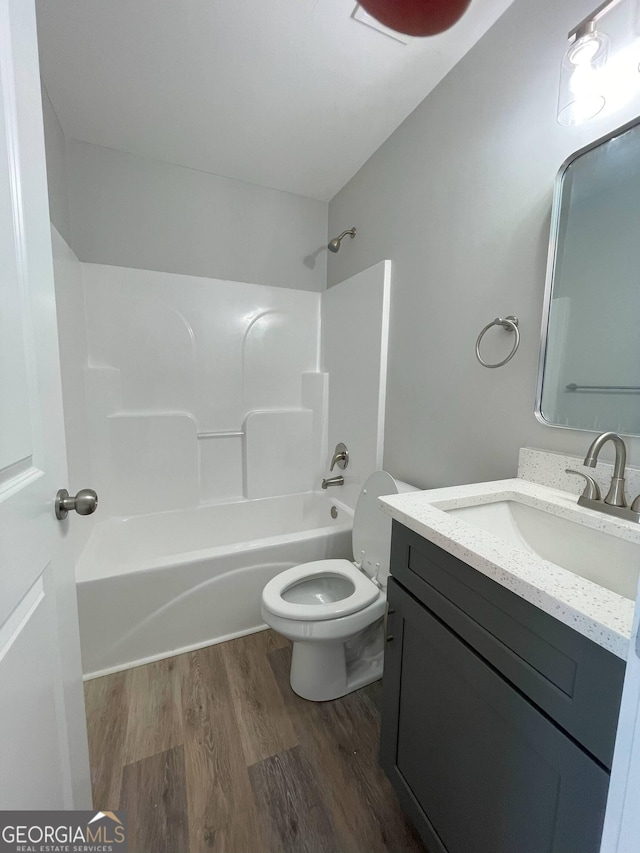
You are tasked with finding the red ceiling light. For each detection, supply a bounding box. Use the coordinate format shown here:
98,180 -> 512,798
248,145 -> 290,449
357,0 -> 473,37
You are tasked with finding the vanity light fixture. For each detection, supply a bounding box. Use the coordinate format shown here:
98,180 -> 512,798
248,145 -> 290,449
558,1 -> 618,126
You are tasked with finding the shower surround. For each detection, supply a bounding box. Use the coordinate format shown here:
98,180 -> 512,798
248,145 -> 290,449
51,227 -> 391,675
83,262 -> 325,517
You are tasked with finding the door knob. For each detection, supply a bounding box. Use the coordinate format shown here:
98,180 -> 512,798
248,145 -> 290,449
55,488 -> 98,520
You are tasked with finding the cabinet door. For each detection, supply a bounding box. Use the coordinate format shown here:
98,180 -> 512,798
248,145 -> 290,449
380,580 -> 609,853
389,522 -> 624,768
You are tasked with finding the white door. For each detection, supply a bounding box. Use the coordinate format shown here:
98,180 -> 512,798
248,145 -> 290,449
600,602 -> 640,852
0,0 -> 91,808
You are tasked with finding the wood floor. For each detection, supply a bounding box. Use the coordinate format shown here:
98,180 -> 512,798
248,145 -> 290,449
84,629 -> 426,853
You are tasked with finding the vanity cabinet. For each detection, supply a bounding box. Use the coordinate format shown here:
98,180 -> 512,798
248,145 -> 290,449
380,522 -> 626,853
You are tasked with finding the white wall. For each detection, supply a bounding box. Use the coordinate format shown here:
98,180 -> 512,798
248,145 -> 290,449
321,261 -> 391,507
66,140 -> 328,292
42,94 -> 336,530
41,87 -> 71,245
327,0 -> 640,490
42,114 -> 336,528
80,263 -> 322,518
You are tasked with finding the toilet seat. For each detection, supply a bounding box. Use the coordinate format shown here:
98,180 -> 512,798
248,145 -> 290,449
262,559 -> 380,622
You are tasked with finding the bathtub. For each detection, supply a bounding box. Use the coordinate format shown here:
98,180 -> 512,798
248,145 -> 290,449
76,493 -> 353,678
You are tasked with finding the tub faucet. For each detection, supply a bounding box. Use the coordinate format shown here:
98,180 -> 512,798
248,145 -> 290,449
322,476 -> 344,489
584,431 -> 627,507
330,442 -> 349,471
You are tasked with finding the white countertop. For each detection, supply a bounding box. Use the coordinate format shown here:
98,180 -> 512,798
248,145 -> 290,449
380,479 -> 640,659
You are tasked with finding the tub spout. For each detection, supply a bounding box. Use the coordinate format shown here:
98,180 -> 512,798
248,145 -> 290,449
321,476 -> 344,489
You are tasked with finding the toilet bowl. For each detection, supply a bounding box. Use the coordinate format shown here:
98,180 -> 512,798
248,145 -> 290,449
261,471 -> 416,701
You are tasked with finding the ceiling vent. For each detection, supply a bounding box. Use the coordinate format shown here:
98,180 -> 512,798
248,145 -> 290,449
351,4 -> 412,44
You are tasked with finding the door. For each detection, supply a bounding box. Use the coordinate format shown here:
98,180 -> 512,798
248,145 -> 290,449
600,602 -> 640,852
0,0 -> 90,808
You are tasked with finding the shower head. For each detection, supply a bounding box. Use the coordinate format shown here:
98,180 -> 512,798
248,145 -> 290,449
328,227 -> 356,253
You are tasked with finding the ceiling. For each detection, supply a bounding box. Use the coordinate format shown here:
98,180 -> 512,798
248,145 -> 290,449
36,0 -> 515,201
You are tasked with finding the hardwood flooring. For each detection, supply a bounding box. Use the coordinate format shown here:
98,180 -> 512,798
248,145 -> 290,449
84,629 -> 426,853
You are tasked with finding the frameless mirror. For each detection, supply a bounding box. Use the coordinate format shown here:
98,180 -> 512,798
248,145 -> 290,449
536,118 -> 640,435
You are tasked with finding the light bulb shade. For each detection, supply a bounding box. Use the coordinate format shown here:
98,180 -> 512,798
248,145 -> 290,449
566,29 -> 609,67
557,29 -> 609,126
357,0 -> 472,36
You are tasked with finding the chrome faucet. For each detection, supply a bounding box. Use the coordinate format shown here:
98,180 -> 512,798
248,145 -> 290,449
322,475 -> 344,489
566,431 -> 640,523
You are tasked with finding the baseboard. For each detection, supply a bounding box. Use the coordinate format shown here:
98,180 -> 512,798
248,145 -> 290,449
82,623 -> 269,680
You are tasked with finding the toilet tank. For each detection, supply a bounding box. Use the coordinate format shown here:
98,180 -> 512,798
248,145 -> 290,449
352,471 -> 418,586
394,478 -> 419,495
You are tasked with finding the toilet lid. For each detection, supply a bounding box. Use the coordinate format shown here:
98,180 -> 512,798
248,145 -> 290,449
352,471 -> 398,579
262,559 -> 380,621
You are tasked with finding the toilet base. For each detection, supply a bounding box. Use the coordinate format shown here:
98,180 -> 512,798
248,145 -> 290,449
289,618 -> 384,701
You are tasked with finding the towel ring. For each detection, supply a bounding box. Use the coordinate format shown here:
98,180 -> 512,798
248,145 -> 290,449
475,315 -> 520,368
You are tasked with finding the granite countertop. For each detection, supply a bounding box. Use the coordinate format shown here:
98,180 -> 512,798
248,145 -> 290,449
380,478 -> 640,659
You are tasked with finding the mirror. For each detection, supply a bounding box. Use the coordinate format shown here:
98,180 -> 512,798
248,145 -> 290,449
536,118 -> 640,436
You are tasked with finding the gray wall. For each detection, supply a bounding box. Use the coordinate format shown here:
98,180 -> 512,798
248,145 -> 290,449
328,0 -> 640,489
65,140 -> 328,291
41,85 -> 71,245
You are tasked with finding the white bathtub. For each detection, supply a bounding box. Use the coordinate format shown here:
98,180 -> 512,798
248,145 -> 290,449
76,493 -> 353,678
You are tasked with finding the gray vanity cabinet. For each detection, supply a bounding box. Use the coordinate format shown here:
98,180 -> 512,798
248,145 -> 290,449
380,522 -> 626,853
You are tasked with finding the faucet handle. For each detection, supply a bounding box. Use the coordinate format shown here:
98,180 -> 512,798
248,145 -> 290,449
330,452 -> 346,471
631,495 -> 640,513
329,442 -> 349,471
565,469 -> 601,501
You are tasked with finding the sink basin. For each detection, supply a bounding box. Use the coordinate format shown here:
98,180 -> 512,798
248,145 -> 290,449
447,500 -> 640,600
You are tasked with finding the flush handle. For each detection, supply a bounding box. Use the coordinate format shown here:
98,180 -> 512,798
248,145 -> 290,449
55,488 -> 98,520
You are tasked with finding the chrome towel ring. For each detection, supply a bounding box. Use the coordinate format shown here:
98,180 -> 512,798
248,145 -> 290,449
475,315 -> 520,368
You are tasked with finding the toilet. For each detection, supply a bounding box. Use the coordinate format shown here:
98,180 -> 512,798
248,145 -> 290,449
261,471 -> 416,701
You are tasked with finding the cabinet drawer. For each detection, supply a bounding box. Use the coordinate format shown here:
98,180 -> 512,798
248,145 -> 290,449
390,522 -> 625,767
382,579 -> 609,853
